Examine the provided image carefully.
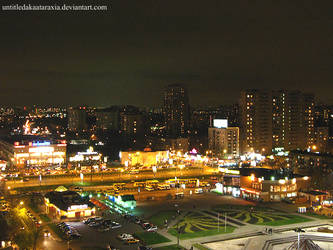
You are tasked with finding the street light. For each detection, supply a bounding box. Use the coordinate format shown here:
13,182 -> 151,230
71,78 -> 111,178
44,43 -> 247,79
294,227 -> 305,249
20,201 -> 24,205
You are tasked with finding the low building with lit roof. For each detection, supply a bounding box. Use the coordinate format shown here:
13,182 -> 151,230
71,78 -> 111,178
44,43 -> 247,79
44,186 -> 95,219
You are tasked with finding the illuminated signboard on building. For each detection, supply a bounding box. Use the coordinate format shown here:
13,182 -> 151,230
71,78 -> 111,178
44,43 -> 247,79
32,141 -> 51,146
213,119 -> 228,128
29,147 -> 54,153
68,204 -> 88,211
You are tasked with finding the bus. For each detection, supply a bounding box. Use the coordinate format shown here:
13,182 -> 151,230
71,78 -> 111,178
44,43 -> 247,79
113,183 -> 126,189
145,180 -> 159,186
188,179 -> 198,184
133,182 -> 145,187
145,186 -> 154,191
165,179 -> 177,186
157,184 -> 171,190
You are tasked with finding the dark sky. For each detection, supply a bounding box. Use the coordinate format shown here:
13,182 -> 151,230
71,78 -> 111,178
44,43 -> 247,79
1,1 -> 333,107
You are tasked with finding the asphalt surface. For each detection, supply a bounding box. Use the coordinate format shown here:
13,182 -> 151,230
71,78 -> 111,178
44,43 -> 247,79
6,166 -> 219,189
36,193 -> 254,250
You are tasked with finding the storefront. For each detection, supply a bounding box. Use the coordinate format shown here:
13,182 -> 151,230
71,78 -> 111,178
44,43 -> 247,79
45,186 -> 95,219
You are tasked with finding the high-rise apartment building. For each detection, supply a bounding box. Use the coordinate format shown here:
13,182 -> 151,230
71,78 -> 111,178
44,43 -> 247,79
67,107 -> 87,132
240,90 -> 272,154
164,84 -> 189,138
240,90 -> 315,154
120,106 -> 145,148
95,106 -> 120,131
272,91 -> 314,150
208,119 -> 239,158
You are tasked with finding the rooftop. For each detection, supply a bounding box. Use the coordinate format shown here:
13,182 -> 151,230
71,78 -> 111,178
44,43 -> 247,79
45,190 -> 94,211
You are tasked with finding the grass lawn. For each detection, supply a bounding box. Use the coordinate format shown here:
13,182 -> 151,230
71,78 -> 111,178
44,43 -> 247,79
39,214 -> 51,223
257,215 -> 311,226
167,211 -> 235,239
153,244 -> 186,250
134,232 -> 171,245
168,226 -> 235,240
149,210 -> 178,227
304,212 -> 332,220
223,208 -> 312,226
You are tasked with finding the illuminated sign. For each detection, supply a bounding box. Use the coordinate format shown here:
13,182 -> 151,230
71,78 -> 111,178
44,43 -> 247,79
68,204 -> 88,211
29,147 -> 54,153
190,148 -> 198,154
213,119 -> 228,128
32,141 -> 51,146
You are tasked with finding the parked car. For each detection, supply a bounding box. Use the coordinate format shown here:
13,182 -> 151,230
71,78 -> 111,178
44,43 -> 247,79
125,238 -> 140,245
89,221 -> 103,227
195,188 -> 203,194
140,221 -> 149,228
133,217 -> 141,224
83,217 -> 102,224
117,233 -> 134,241
138,246 -> 152,250
146,225 -> 158,232
110,222 -> 121,229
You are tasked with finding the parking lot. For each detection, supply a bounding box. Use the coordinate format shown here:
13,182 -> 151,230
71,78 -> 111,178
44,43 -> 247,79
38,192 -> 254,250
39,211 -> 157,249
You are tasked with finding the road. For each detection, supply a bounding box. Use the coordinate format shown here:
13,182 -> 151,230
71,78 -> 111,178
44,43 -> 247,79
5,166 -> 220,189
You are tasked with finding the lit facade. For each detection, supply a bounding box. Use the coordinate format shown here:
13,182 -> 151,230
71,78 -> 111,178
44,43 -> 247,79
45,187 -> 95,219
240,89 -> 273,154
114,195 -> 136,209
208,120 -> 239,158
120,150 -> 169,166
164,84 -> 190,138
68,107 -> 87,132
240,175 -> 310,202
13,140 -> 66,167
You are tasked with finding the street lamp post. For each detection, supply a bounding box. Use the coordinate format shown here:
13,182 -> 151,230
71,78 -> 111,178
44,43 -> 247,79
294,227 -> 305,249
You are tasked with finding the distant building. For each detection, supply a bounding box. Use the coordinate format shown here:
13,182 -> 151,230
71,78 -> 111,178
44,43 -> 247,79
240,89 -> 272,154
68,107 -> 87,132
208,119 -> 239,158
314,126 -> 329,152
164,84 -> 190,138
95,106 -> 120,131
240,89 -> 315,154
166,137 -> 189,153
120,106 -> 145,148
272,90 -> 315,151
13,139 -> 66,167
120,150 -> 169,166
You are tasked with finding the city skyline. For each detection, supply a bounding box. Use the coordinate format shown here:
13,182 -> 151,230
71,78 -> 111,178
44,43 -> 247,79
1,1 -> 333,106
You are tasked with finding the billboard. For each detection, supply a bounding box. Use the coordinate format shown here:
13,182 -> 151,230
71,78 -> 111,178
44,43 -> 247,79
213,119 -> 228,128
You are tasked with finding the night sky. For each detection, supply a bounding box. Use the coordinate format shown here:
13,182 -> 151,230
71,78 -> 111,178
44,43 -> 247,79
1,1 -> 333,107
